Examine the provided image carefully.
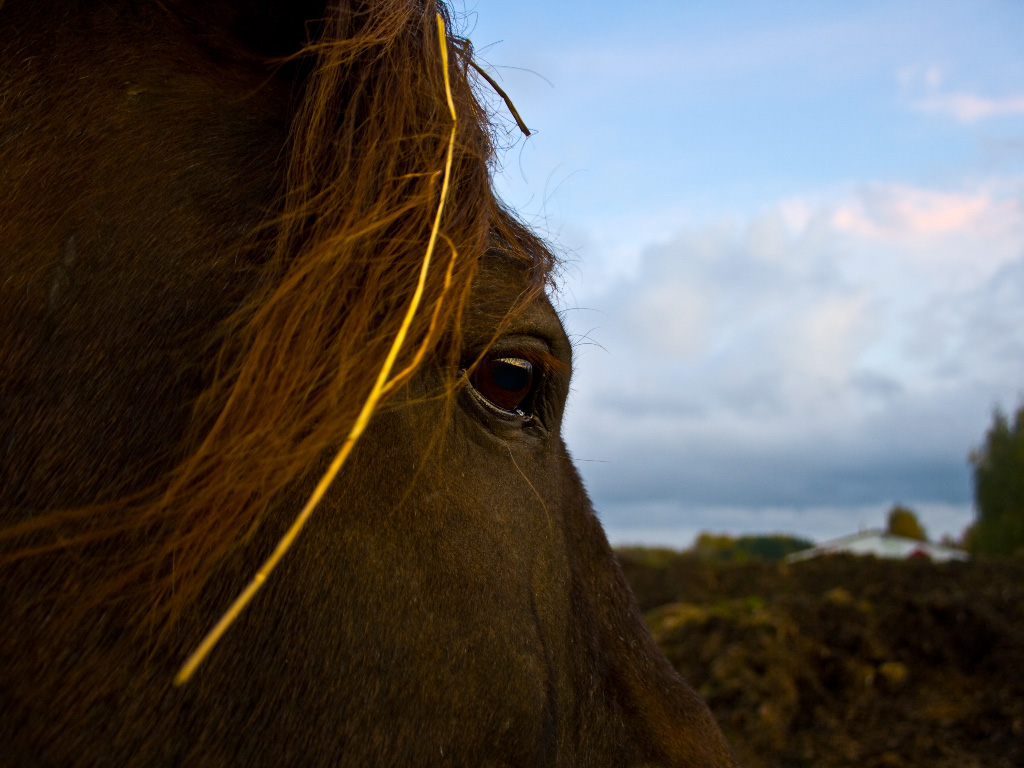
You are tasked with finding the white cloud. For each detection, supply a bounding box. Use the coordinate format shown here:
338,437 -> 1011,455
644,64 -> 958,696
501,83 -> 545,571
899,63 -> 1024,123
625,280 -> 710,357
914,93 -> 1024,123
830,183 -> 1024,289
897,64 -> 941,89
832,186 -> 992,238
561,179 -> 1024,542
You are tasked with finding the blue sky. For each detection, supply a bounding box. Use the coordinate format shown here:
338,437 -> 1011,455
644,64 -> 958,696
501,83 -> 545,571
460,1 -> 1024,546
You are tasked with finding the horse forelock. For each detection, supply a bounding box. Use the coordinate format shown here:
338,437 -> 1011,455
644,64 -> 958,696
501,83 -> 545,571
0,0 -> 555,638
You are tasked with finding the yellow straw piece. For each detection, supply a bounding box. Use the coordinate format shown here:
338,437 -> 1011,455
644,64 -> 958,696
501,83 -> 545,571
381,234 -> 458,397
175,13 -> 459,686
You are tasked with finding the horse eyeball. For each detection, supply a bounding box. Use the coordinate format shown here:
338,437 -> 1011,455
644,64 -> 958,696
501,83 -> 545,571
470,356 -> 534,413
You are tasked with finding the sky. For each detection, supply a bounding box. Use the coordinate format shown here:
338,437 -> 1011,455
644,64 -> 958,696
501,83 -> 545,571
459,0 -> 1024,547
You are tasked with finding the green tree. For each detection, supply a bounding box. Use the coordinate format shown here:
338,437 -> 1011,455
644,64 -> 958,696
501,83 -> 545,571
969,403 -> 1024,556
694,532 -> 741,562
886,504 -> 927,541
692,532 -> 814,562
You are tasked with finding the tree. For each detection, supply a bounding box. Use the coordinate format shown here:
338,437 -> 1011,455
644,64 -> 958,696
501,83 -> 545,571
886,504 -> 927,541
692,532 -> 814,562
969,403 -> 1024,556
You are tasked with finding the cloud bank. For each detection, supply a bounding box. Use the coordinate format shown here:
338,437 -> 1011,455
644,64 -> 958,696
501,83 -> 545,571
560,180 -> 1024,545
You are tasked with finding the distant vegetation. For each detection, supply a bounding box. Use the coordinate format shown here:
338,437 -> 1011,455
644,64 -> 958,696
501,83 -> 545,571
885,504 -> 927,541
615,534 -> 813,567
692,533 -> 814,563
967,402 -> 1024,557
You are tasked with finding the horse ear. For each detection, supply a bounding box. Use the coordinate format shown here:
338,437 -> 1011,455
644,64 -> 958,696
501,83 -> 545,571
222,0 -> 330,58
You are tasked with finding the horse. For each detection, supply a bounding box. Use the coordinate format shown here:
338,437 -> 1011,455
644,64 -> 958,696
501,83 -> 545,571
0,2 -> 738,765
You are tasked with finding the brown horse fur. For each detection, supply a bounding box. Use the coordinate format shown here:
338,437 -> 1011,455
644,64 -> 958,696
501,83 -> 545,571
0,1 -> 739,765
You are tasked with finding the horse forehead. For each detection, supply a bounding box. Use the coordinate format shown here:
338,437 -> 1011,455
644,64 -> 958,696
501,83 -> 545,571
467,252 -> 562,338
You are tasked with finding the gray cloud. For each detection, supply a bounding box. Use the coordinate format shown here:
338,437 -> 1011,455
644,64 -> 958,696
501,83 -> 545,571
559,182 -> 1024,544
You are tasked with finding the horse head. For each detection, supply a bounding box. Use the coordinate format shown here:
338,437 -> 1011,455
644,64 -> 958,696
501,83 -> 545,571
0,2 -> 737,765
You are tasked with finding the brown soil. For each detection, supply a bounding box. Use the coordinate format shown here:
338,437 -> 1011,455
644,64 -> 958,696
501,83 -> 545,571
617,552 -> 1024,768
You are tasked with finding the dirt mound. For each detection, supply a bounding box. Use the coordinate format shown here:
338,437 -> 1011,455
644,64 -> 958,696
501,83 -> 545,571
617,553 -> 1024,768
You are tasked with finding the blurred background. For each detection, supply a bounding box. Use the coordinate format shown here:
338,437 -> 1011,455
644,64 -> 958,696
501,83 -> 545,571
462,0 -> 1024,548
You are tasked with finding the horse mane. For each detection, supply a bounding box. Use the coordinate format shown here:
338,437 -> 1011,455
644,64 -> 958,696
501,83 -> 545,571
0,0 -> 555,635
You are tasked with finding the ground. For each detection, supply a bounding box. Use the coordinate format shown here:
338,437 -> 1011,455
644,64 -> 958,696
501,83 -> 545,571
617,551 -> 1024,768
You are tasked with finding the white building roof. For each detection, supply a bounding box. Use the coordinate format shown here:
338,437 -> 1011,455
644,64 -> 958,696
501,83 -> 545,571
785,529 -> 969,563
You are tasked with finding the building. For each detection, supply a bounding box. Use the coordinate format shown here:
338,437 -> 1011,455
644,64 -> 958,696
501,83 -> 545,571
785,529 -> 969,563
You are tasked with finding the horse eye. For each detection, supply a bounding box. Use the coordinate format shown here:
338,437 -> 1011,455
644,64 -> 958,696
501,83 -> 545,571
470,356 -> 535,414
